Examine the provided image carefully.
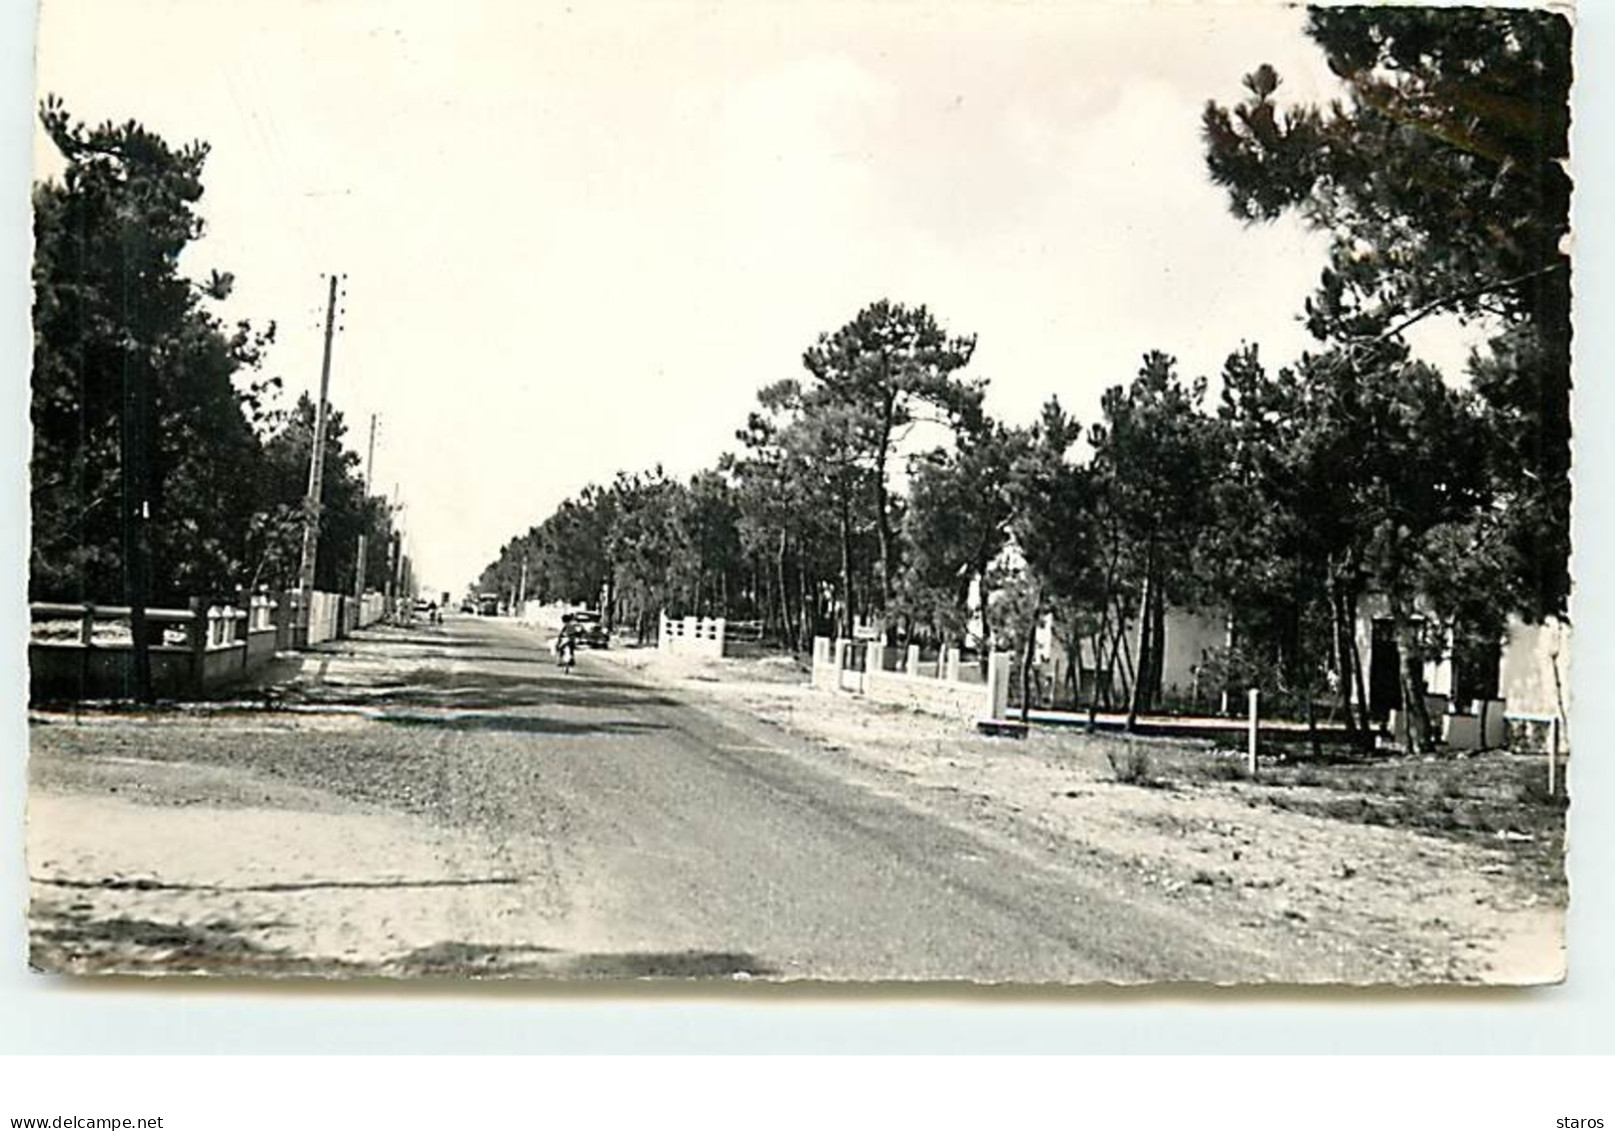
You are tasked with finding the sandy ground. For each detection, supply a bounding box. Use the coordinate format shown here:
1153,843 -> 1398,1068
597,645 -> 1567,985
26,735 -> 585,976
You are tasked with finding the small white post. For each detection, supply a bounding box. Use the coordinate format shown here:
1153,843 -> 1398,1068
987,651 -> 1010,720
1247,687 -> 1260,777
906,644 -> 921,677
1548,715 -> 1561,797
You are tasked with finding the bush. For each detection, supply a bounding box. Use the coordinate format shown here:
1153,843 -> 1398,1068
1201,757 -> 1250,782
1107,745 -> 1165,788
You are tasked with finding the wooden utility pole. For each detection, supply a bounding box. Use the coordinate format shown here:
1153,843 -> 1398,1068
353,413 -> 377,602
296,274 -> 341,599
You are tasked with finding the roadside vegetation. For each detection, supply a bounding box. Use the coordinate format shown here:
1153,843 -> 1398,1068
31,102 -> 394,608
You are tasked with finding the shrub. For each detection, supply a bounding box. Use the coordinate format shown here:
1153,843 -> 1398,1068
1107,745 -> 1164,788
1201,757 -> 1249,782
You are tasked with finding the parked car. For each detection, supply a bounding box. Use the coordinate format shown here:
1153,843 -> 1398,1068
562,610 -> 608,648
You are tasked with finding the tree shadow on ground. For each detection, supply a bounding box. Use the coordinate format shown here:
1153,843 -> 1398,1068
31,908 -> 774,981
373,712 -> 669,738
388,940 -> 774,979
29,909 -> 341,977
280,669 -> 678,712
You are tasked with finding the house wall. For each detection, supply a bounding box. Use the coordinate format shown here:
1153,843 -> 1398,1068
1160,607 -> 1228,700
1500,616 -> 1569,719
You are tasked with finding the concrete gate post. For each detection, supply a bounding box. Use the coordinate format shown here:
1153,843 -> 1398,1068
986,650 -> 1011,719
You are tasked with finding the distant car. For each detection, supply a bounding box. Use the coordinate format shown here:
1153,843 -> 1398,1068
460,600 -> 475,614
562,610 -> 608,648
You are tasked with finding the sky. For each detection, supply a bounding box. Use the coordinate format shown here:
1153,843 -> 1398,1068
31,0 -> 1482,595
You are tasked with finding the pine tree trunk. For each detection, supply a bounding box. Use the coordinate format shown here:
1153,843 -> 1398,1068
1148,581 -> 1166,707
775,530 -> 790,650
976,558 -> 992,654
1390,591 -> 1432,756
837,492 -> 854,638
1020,594 -> 1040,724
1126,564 -> 1153,732
1329,577 -> 1372,747
874,385 -> 897,621
798,557 -> 812,648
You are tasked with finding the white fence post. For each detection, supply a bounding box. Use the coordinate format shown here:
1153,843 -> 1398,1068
987,651 -> 1010,720
1247,687 -> 1260,776
1548,715 -> 1561,796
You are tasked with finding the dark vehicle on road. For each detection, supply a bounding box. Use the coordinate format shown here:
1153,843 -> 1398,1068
562,610 -> 608,648
476,593 -> 500,616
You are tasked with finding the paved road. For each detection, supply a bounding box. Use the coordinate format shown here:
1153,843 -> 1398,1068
30,613 -> 1272,982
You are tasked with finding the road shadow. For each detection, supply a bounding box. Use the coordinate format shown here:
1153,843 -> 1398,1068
29,909 -> 342,977
32,909 -> 774,981
432,652 -> 567,667
374,712 -> 668,738
389,941 -> 774,980
280,669 -> 678,712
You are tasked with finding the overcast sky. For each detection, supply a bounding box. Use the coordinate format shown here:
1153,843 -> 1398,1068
33,0 -> 1481,594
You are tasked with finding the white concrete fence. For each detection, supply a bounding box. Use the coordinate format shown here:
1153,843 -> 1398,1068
659,612 -> 726,660
811,637 -> 1011,724
357,592 -> 387,629
306,590 -> 345,646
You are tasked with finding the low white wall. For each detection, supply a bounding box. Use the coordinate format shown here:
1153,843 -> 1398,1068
660,612 -> 725,660
810,636 -> 1009,723
307,590 -> 344,645
358,592 -> 386,628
